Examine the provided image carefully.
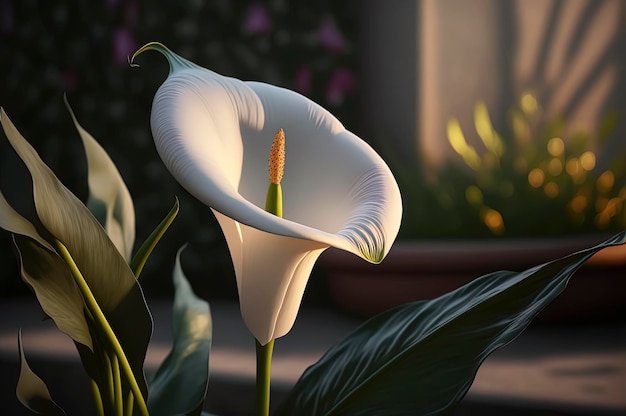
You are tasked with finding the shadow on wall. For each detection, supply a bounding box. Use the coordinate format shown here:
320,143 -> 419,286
359,0 -> 626,169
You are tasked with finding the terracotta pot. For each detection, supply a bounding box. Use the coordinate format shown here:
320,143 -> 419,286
319,235 -> 626,323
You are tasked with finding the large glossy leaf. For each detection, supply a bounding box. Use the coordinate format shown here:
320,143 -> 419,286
0,109 -> 152,395
65,96 -> 135,261
16,331 -> 67,416
148,246 -> 212,416
277,232 -> 626,416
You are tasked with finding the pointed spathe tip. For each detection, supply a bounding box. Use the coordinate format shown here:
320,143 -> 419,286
130,42 -> 198,75
130,41 -> 168,66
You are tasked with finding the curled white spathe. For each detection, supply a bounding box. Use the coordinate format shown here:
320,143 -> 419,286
134,43 -> 402,345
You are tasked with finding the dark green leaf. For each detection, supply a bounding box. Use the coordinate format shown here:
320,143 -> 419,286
130,197 -> 179,278
16,331 -> 67,415
148,246 -> 212,416
277,232 -> 626,416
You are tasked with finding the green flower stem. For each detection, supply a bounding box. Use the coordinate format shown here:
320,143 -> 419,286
265,183 -> 283,217
53,240 -> 149,416
90,378 -> 104,416
125,391 -> 134,416
254,180 -> 283,415
102,341 -> 116,412
111,353 -> 123,416
255,339 -> 275,416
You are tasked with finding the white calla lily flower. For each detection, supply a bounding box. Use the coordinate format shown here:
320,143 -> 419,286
133,43 -> 402,345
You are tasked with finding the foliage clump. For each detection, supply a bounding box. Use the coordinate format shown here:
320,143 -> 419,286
397,94 -> 625,239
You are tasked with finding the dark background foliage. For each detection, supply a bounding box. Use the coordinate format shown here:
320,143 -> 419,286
0,0 -> 359,302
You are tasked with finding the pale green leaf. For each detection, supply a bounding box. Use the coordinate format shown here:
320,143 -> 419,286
64,96 -> 135,261
16,331 -> 67,416
130,197 -> 179,278
277,232 -> 626,416
14,235 -> 92,349
0,190 -> 53,251
148,246 -> 212,416
0,109 -> 151,396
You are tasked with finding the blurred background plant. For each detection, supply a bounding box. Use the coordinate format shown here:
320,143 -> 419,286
395,93 -> 625,240
0,0 -> 358,300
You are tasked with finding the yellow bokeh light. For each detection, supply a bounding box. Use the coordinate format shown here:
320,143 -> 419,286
528,168 -> 545,188
579,151 -> 596,171
544,182 -> 559,198
570,195 -> 587,213
482,208 -> 505,235
547,137 -> 564,157
548,158 -> 563,176
520,92 -> 538,115
465,185 -> 483,206
596,171 -> 615,193
605,198 -> 622,216
565,158 -> 580,176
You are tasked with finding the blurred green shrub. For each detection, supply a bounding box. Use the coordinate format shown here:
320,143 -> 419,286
396,93 -> 625,239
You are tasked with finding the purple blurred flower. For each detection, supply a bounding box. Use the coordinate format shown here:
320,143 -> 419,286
0,0 -> 14,33
317,16 -> 345,53
295,65 -> 312,95
243,4 -> 272,35
326,67 -> 356,105
113,27 -> 136,67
